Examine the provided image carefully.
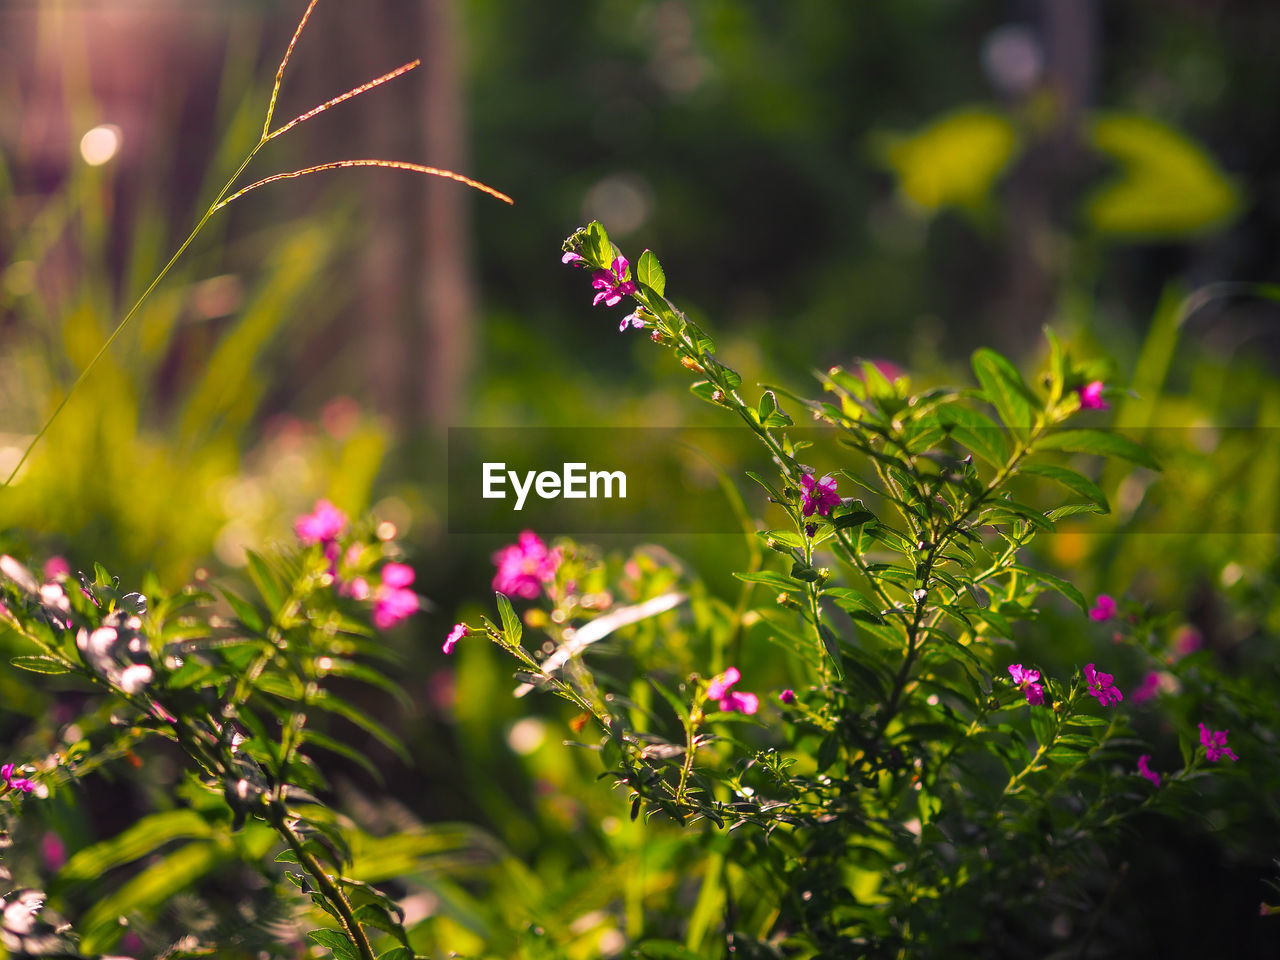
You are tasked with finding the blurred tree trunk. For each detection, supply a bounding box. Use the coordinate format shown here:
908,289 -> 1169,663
419,0 -> 474,427
324,0 -> 421,427
997,0 -> 1096,353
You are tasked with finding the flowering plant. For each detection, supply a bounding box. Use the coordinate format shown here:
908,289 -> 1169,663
450,222 -> 1262,957
0,508 -> 425,959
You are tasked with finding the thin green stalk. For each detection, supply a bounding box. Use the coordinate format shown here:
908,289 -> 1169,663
4,0 -> 508,487
275,811 -> 377,960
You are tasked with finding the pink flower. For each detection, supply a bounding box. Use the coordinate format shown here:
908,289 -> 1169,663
1,762 -> 35,794
381,562 -> 414,588
720,690 -> 760,714
340,577 -> 370,601
619,310 -> 645,332
779,688 -> 796,705
705,667 -> 759,715
443,622 -> 468,655
1198,722 -> 1238,763
43,556 -> 70,580
1084,663 -> 1123,707
41,832 -> 66,871
373,563 -> 418,630
706,667 -> 740,701
1008,663 -> 1046,706
800,473 -> 840,519
1137,754 -> 1161,786
1173,626 -> 1203,658
590,257 -> 637,307
1130,671 -> 1161,705
562,250 -> 587,267
294,499 -> 347,545
1089,594 -> 1116,621
492,531 -> 561,599
1078,380 -> 1109,410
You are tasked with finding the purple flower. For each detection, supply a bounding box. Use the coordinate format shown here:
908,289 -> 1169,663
492,531 -> 562,599
42,556 -> 70,581
1173,626 -> 1203,658
619,310 -> 645,332
1089,594 -> 1116,621
591,257 -> 637,307
779,688 -> 796,705
800,474 -> 840,519
1130,671 -> 1161,705
706,667 -> 740,701
373,563 -> 418,630
705,666 -> 759,715
1008,663 -> 1046,706
562,251 -> 587,267
1,762 -> 36,795
294,499 -> 347,545
1198,722 -> 1238,763
1084,663 -> 1123,707
720,690 -> 760,714
443,622 -> 468,655
1078,381 -> 1109,411
1137,754 -> 1161,786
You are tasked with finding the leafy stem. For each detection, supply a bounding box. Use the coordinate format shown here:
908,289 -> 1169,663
273,808 -> 377,960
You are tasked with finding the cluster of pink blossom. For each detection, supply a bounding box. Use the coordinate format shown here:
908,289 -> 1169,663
293,500 -> 418,631
706,666 -> 759,715
1077,380 -> 1109,410
1083,663 -> 1123,707
491,530 -> 562,599
1007,664 -> 1046,705
563,251 -> 645,331
1,762 -> 35,795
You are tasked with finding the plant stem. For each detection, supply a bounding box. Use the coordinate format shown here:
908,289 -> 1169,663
274,810 -> 377,960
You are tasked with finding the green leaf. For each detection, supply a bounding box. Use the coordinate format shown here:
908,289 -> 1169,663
733,571 -> 800,593
312,691 -> 411,763
972,348 -> 1038,436
1085,112 -> 1240,239
1035,429 -> 1159,470
930,402 -> 1010,468
57,809 -> 214,884
833,509 -> 876,529
1045,502 -> 1106,521
495,592 -> 523,646
80,840 -> 231,952
637,249 -> 666,296
1019,462 -> 1110,511
1047,745 -> 1090,764
757,529 -> 804,550
1013,564 -> 1088,614
219,586 -> 266,634
10,654 -> 71,674
745,471 -> 784,501
244,549 -> 284,615
308,929 -> 360,960
689,380 -> 721,406
585,221 -> 613,267
878,107 -> 1018,213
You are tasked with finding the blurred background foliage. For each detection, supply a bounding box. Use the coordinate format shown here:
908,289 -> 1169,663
2,0 -> 1280,955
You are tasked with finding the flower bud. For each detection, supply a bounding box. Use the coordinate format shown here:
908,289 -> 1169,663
680,356 -> 705,373
711,389 -> 725,403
